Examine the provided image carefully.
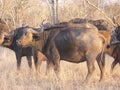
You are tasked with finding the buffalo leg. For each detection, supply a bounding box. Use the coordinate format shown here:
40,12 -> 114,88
26,56 -> 32,69
46,44 -> 60,76
36,59 -> 42,73
86,54 -> 95,82
16,55 -> 22,71
52,46 -> 60,75
111,59 -> 118,72
46,60 -> 54,75
33,52 -> 38,71
36,51 -> 45,72
33,51 -> 43,73
96,53 -> 105,82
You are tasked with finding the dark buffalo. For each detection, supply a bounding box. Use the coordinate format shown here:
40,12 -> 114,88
98,30 -> 115,71
112,26 -> 120,41
17,23 -> 106,82
69,18 -> 114,31
88,19 -> 109,30
106,42 -> 120,72
98,30 -> 120,72
106,26 -> 120,72
2,26 -> 47,71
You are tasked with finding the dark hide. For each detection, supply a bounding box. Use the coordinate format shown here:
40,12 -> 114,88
106,43 -> 120,72
69,18 -> 114,31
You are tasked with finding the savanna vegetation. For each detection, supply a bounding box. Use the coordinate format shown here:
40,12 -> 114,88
0,0 -> 120,90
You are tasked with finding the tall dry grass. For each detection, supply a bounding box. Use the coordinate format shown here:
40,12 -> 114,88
0,0 -> 119,90
0,47 -> 120,90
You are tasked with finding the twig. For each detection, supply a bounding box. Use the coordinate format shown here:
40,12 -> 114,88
85,0 -> 117,27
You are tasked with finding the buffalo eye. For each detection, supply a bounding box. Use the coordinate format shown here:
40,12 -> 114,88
106,45 -> 110,48
25,32 -> 27,35
33,35 -> 40,41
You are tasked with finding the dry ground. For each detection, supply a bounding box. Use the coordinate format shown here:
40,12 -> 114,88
0,47 -> 120,90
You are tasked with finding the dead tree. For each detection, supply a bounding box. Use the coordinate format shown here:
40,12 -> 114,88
46,0 -> 59,25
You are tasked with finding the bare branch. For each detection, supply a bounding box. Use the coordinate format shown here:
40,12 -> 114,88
46,0 -> 59,24
113,15 -> 120,26
85,0 -> 117,27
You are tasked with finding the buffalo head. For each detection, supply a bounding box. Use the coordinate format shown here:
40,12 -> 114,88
2,30 -> 15,46
17,28 -> 42,47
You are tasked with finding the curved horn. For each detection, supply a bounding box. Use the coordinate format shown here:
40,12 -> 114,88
110,41 -> 120,45
39,19 -> 46,32
29,28 -> 39,34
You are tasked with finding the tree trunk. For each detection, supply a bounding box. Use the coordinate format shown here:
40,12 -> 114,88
54,0 -> 59,24
47,0 -> 59,25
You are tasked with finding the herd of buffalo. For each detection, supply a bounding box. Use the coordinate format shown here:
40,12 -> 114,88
0,18 -> 120,83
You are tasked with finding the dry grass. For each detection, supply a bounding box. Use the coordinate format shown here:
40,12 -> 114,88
0,47 -> 120,90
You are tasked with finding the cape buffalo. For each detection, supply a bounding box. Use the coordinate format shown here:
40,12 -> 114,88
98,30 -> 116,72
110,26 -> 120,70
98,29 -> 120,73
17,23 -> 106,82
2,26 -> 47,71
113,26 -> 120,41
69,18 -> 114,31
106,42 -> 120,72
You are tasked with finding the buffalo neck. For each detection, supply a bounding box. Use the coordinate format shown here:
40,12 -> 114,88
32,28 -> 60,53
31,30 -> 53,52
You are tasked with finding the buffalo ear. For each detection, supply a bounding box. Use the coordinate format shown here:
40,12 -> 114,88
33,35 -> 40,41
